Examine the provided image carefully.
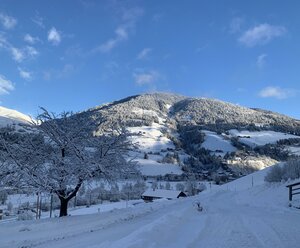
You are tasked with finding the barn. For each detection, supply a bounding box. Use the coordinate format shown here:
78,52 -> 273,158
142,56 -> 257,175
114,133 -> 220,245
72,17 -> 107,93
141,189 -> 187,202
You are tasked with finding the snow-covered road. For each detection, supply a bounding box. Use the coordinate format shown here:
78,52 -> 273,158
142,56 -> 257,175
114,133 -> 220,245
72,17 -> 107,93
1,182 -> 300,248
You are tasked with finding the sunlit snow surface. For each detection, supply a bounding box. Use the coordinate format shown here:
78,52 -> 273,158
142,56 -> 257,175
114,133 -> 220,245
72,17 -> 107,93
127,123 -> 183,176
201,130 -> 236,156
1,166 -> 300,248
286,146 -> 300,156
0,106 -> 31,125
229,129 -> 300,147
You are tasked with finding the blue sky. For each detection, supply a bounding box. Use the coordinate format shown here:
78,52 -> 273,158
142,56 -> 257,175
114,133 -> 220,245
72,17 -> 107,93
0,0 -> 300,118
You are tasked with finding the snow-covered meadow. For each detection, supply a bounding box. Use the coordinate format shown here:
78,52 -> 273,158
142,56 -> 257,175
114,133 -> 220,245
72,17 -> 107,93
201,130 -> 236,157
127,118 -> 185,176
229,129 -> 300,147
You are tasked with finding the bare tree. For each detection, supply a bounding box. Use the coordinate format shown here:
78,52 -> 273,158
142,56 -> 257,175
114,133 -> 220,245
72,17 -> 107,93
0,108 -> 136,217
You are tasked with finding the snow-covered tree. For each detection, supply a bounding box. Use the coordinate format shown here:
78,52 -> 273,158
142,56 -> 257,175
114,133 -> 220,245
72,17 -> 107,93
0,108 -> 136,217
165,182 -> 171,190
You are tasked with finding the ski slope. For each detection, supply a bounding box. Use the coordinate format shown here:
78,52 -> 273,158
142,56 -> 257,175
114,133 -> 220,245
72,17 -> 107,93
1,167 -> 300,248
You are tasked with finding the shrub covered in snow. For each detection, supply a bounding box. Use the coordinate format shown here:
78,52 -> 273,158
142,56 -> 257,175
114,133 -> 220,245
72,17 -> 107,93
282,159 -> 300,181
0,190 -> 8,204
265,159 -> 300,182
17,211 -> 34,221
264,165 -> 284,182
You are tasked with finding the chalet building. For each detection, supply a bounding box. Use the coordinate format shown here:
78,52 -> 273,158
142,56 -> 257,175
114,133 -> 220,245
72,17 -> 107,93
141,189 -> 187,202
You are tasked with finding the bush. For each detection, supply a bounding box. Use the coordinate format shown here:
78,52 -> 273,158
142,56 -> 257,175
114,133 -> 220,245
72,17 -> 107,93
198,183 -> 207,192
176,183 -> 185,191
265,159 -> 300,182
7,202 -> 13,213
17,211 -> 34,221
0,190 -> 8,204
282,159 -> 300,181
265,165 -> 283,182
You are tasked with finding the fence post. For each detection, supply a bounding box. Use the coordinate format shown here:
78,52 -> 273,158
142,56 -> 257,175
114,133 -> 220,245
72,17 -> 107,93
288,186 -> 293,202
36,192 -> 40,220
39,195 -> 42,219
50,193 -> 53,218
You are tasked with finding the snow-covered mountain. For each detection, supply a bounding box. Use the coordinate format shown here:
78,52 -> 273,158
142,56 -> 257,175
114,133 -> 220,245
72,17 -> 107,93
0,106 -> 31,127
70,93 -> 300,177
4,93 -> 300,177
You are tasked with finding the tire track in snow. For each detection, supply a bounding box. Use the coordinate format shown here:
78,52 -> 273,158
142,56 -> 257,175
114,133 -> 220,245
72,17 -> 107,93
97,202 -> 207,248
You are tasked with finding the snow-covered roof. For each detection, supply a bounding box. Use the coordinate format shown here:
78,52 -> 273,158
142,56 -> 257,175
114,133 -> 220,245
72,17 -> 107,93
142,189 -> 184,199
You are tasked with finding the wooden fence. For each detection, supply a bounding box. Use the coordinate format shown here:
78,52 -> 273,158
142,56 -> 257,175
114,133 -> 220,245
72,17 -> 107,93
286,181 -> 300,202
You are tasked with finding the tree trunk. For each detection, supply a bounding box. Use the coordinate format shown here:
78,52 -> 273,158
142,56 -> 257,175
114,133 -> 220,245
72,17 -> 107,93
59,197 -> 70,217
57,181 -> 82,217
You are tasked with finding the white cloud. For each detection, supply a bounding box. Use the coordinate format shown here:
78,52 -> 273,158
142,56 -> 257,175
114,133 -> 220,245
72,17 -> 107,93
229,17 -> 244,34
32,12 -> 45,28
0,34 -> 23,62
24,34 -> 40,44
239,24 -> 286,47
256,54 -> 267,69
258,86 -> 296,99
137,48 -> 152,60
121,7 -> 144,23
0,34 -> 8,48
59,64 -> 75,78
18,67 -> 32,81
11,47 -> 24,62
133,70 -> 160,86
26,46 -> 39,57
152,13 -> 163,22
48,27 -> 61,45
115,26 -> 128,40
97,27 -> 128,53
0,34 -> 38,62
0,74 -> 14,95
10,46 -> 38,62
0,12 -> 17,29
96,7 -> 143,53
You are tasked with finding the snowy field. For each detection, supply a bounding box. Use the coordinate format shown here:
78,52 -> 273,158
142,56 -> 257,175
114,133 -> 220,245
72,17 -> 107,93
201,130 -> 236,156
127,123 -> 184,176
286,146 -> 300,156
229,129 -> 300,147
128,124 -> 174,153
136,158 -> 183,176
1,166 -> 300,247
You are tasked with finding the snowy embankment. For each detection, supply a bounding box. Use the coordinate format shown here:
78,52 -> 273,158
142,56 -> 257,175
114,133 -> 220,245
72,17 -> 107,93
1,166 -> 300,248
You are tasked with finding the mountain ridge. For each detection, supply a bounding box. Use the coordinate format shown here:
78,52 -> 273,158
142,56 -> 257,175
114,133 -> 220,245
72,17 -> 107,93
1,93 -> 300,178
0,106 -> 32,127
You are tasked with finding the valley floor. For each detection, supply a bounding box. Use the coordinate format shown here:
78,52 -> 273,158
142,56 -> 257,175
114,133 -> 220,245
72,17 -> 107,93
1,171 -> 300,248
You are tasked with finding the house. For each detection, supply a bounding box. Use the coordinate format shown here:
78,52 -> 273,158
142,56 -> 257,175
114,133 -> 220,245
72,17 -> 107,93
141,189 -> 187,202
